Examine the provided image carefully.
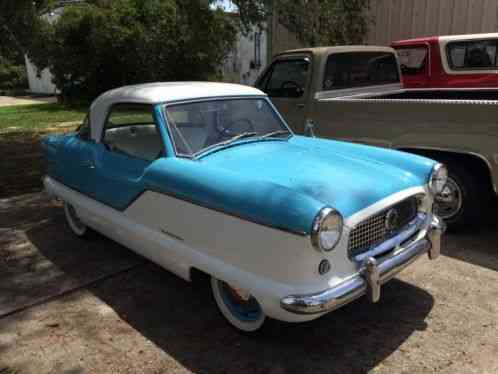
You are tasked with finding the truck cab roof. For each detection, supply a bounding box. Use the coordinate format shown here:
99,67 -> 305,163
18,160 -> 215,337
392,32 -> 498,47
274,45 -> 395,58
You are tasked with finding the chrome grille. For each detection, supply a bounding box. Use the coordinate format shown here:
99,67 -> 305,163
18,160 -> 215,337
348,197 -> 418,257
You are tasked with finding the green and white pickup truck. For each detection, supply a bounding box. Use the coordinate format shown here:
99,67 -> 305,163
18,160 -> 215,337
255,45 -> 498,229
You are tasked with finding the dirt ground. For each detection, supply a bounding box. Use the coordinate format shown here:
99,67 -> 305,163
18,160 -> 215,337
0,192 -> 497,374
0,130 -> 75,199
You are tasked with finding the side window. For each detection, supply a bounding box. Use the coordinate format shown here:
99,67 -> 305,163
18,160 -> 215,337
103,103 -> 163,161
447,39 -> 498,69
77,115 -> 91,141
323,52 -> 399,90
263,59 -> 310,98
396,47 -> 428,75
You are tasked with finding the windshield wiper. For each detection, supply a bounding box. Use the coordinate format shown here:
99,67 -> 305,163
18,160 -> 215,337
194,132 -> 258,157
259,130 -> 291,139
223,131 -> 259,144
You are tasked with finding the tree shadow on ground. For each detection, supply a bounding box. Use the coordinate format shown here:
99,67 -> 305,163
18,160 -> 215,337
23,204 -> 435,374
0,194 -> 142,317
88,266 -> 434,374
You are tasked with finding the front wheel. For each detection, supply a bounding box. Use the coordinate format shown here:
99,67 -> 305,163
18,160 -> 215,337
434,164 -> 490,230
210,276 -> 267,333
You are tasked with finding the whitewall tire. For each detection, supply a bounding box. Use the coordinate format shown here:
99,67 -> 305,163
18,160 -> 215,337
211,276 -> 266,333
64,202 -> 89,237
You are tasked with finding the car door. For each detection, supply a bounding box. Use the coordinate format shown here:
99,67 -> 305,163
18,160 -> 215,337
93,103 -> 165,210
256,55 -> 312,133
59,115 -> 99,198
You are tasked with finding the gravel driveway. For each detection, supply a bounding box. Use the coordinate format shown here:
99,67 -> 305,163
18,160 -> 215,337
1,193 -> 497,374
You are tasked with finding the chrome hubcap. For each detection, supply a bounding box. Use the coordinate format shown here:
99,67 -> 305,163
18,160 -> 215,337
434,177 -> 463,220
219,281 -> 262,322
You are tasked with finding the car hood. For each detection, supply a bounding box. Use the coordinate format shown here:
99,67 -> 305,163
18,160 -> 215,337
199,135 -> 435,218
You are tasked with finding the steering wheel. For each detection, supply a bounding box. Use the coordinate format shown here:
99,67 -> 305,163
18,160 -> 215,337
218,118 -> 255,138
280,81 -> 302,96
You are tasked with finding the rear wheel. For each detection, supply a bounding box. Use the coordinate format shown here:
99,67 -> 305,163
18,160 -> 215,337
64,202 -> 94,238
210,276 -> 267,333
434,163 -> 490,230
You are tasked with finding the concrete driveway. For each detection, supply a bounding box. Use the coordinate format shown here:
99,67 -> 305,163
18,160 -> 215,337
1,193 -> 497,373
0,96 -> 57,107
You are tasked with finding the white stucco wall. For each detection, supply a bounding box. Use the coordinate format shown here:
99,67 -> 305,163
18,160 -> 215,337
25,56 -> 58,95
223,26 -> 268,86
24,8 -> 63,94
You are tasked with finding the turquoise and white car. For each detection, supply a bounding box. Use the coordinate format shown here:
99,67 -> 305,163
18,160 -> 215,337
42,82 -> 446,332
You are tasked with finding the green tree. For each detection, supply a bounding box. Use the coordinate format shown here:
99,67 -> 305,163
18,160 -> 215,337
0,0 -> 55,56
29,0 -> 237,101
0,1 -> 56,91
232,0 -> 371,46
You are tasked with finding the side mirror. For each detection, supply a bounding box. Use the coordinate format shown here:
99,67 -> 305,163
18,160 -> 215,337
304,119 -> 316,137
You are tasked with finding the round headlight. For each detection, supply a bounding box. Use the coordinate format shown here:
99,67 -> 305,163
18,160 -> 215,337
429,163 -> 448,195
311,208 -> 343,252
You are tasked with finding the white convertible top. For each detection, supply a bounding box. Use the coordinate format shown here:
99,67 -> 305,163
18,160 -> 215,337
89,82 -> 265,141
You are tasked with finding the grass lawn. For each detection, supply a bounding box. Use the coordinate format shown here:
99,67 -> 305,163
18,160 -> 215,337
0,103 -> 87,133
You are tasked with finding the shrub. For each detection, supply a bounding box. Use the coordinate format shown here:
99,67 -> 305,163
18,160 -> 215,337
0,59 -> 27,91
29,0 -> 237,101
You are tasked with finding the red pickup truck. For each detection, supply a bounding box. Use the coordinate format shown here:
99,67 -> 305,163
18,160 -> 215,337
392,33 -> 498,88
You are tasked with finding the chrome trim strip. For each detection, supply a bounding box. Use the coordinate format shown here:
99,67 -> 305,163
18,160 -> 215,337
344,186 -> 426,229
280,215 -> 443,315
326,95 -> 498,105
160,228 -> 184,242
315,83 -> 403,100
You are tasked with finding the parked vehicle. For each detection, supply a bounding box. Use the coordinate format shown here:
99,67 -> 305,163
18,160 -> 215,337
256,46 -> 498,229
392,33 -> 498,89
42,82 -> 444,332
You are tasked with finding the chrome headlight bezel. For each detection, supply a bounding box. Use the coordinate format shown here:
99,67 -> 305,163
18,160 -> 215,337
428,163 -> 448,196
311,207 -> 343,252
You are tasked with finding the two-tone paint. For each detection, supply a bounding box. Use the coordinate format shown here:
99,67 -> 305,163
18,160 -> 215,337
42,82 -> 441,325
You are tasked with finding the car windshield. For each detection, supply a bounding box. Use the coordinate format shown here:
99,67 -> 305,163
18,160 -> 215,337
164,98 -> 291,157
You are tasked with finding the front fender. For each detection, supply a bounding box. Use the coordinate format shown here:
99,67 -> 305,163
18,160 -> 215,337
143,158 -> 326,235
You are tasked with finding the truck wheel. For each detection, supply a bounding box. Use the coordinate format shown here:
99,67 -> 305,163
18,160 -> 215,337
211,276 -> 267,333
434,164 -> 489,230
64,202 -> 95,238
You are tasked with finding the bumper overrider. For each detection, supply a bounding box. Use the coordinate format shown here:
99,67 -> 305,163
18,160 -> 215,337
281,214 -> 445,315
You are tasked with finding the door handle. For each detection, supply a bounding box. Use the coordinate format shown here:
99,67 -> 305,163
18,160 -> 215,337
81,160 -> 95,169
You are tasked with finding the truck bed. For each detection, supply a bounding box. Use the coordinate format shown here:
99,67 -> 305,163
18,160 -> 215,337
313,87 -> 498,192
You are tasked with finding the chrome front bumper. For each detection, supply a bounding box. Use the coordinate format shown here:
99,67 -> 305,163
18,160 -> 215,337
281,215 -> 445,315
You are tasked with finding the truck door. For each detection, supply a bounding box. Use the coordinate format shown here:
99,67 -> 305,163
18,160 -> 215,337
256,56 -> 311,133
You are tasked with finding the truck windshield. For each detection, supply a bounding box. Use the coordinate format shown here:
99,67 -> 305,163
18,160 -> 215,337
323,52 -> 399,90
164,98 -> 291,157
